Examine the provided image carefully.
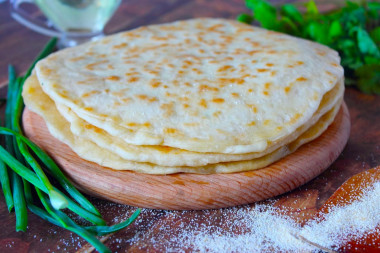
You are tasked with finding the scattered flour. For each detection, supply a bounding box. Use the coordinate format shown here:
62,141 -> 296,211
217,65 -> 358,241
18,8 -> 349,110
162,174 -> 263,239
123,181 -> 380,252
48,181 -> 380,252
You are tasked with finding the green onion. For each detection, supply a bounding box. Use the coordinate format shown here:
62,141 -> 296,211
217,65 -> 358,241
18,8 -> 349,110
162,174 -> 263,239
0,160 -> 13,211
36,188 -> 111,253
10,125 -> 100,215
1,38 -> 140,252
0,128 -> 103,221
11,172 -> 27,232
85,208 -> 141,236
0,143 -> 106,225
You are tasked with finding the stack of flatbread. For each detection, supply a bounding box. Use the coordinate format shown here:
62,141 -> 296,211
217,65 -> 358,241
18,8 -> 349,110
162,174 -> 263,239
22,18 -> 344,174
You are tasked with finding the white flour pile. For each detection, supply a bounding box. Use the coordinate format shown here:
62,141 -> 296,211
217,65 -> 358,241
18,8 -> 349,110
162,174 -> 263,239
51,180 -> 380,252
124,181 -> 380,252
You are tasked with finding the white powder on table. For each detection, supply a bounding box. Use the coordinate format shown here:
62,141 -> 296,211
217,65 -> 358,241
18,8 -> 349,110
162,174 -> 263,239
124,181 -> 380,252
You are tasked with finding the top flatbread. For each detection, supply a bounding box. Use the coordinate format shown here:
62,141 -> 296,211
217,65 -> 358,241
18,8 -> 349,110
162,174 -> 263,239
35,18 -> 344,154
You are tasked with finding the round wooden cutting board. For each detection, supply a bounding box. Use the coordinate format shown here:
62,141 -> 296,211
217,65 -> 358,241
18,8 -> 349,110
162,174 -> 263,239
22,104 -> 350,210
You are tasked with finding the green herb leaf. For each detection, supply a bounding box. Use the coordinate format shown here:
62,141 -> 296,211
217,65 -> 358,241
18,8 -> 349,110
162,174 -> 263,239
238,0 -> 380,94
305,0 -> 319,16
237,13 -> 254,24
354,26 -> 380,57
281,4 -> 303,23
370,26 -> 380,44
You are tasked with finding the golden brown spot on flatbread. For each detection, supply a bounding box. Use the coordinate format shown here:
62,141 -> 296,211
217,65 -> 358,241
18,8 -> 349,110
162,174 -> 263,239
317,50 -> 327,56
207,24 -> 224,32
231,93 -> 239,98
218,78 -> 245,85
325,71 -> 333,76
247,121 -> 256,126
199,85 -> 219,92
277,126 -> 283,131
296,77 -> 308,82
148,70 -> 159,75
263,119 -> 271,125
257,69 -> 269,73
270,71 -> 277,77
161,103 -> 174,117
106,75 -> 120,81
184,122 -> 199,127
165,92 -> 176,97
86,60 -> 108,70
248,88 -> 253,93
136,94 -> 158,102
284,86 -> 291,93
154,145 -> 174,153
27,87 -> 35,94
164,128 -> 179,134
113,42 -> 127,49
70,56 -> 85,62
82,91 -> 99,98
213,111 -> 222,117
151,36 -> 172,41
183,103 -> 190,108
128,77 -> 139,82
289,113 -> 302,124
150,80 -> 161,88
296,61 -> 304,65
192,68 -> 203,75
247,104 -> 258,113
251,60 -> 258,64
84,107 -> 94,112
264,82 -> 271,89
218,65 -> 233,72
142,122 -> 151,128
248,50 -> 259,56
84,124 -> 103,134
212,98 -> 225,103
199,99 -> 208,108
263,91 -> 269,96
266,63 -> 274,67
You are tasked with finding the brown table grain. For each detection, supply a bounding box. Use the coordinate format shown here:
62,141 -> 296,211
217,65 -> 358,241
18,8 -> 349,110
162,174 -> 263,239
0,0 -> 379,252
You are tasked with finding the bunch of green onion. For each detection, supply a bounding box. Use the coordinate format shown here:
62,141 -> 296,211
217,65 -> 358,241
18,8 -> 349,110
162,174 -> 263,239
0,38 -> 140,253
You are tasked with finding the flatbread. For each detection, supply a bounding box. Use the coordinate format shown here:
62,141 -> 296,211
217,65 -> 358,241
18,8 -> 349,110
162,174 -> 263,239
25,73 -> 343,167
22,74 -> 342,174
34,18 -> 344,154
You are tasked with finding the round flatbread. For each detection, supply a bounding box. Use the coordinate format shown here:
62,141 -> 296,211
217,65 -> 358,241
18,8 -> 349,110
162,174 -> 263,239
24,73 -> 344,167
34,18 -> 344,154
22,74 -> 342,174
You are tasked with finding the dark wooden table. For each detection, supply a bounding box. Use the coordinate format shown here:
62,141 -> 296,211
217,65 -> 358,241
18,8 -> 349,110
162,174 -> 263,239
0,0 -> 379,252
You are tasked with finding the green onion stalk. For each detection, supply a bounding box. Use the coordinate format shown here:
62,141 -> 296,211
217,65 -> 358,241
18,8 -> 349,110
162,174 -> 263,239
0,38 -> 141,253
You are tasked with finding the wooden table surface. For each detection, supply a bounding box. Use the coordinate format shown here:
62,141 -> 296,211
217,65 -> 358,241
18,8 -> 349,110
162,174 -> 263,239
0,0 -> 379,252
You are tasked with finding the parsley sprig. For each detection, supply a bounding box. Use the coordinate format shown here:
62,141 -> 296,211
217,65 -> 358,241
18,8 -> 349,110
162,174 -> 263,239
238,0 -> 380,94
